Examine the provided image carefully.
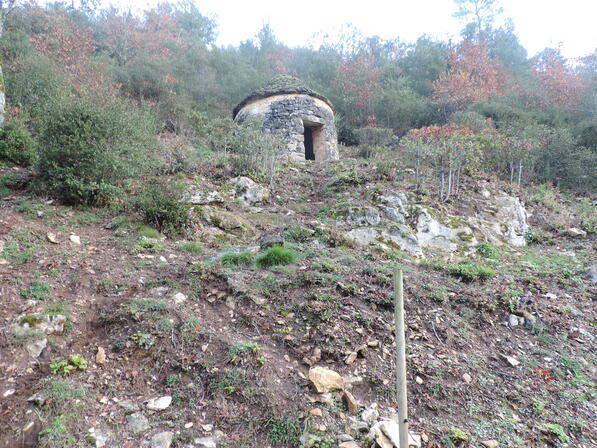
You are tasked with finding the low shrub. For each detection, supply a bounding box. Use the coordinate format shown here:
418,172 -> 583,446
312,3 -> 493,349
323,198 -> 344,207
228,119 -> 282,187
36,95 -> 157,205
476,242 -> 499,259
137,179 -> 190,234
445,262 -> 495,282
0,120 -> 36,166
20,281 -> 51,300
220,251 -> 254,267
256,246 -> 297,268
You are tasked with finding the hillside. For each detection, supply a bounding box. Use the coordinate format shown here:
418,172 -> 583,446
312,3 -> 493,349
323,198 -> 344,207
1,153 -> 595,448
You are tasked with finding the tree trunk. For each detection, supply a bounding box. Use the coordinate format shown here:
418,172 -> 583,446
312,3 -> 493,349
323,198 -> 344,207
445,167 -> 452,202
517,161 -> 523,185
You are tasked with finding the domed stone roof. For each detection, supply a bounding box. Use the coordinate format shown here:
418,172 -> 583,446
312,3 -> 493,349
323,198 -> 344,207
233,75 -> 333,118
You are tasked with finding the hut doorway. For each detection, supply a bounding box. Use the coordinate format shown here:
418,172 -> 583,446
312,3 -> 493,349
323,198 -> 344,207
303,121 -> 323,161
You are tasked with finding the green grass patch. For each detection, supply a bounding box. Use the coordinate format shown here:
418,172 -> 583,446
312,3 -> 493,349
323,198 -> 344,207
1,230 -> 39,265
444,262 -> 495,282
476,242 -> 499,259
129,298 -> 167,314
180,242 -> 203,254
256,246 -> 297,268
68,211 -> 101,226
138,225 -> 162,239
268,418 -> 302,446
220,251 -> 254,267
134,239 -> 163,253
20,281 -> 51,300
15,199 -> 47,218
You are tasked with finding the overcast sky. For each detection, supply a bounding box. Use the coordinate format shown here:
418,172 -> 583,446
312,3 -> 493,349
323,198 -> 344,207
111,0 -> 595,59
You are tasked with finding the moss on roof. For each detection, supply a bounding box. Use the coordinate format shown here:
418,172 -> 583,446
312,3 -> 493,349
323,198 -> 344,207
233,75 -> 333,118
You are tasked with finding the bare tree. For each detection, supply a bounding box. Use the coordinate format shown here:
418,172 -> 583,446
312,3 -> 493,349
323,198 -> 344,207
452,0 -> 503,41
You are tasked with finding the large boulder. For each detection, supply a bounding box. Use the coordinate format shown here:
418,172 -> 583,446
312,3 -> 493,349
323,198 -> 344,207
197,205 -> 254,238
229,176 -> 270,205
309,366 -> 345,393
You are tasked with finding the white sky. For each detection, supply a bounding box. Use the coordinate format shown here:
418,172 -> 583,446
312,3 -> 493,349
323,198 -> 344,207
113,0 -> 596,58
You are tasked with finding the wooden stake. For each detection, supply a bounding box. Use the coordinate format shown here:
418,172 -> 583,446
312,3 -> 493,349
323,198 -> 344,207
394,269 -> 409,448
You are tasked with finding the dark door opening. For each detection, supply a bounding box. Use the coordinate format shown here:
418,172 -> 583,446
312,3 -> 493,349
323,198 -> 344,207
304,127 -> 315,160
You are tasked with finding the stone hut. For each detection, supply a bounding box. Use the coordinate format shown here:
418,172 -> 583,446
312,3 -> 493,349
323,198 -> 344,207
233,75 -> 339,161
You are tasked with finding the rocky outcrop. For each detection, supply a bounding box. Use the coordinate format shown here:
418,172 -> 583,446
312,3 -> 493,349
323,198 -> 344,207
341,191 -> 529,257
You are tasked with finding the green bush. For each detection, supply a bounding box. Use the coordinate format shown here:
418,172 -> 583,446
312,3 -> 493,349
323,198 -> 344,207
137,179 -> 190,234
0,120 -> 36,166
476,242 -> 500,259
256,246 -> 297,268
36,95 -> 157,205
355,126 -> 394,147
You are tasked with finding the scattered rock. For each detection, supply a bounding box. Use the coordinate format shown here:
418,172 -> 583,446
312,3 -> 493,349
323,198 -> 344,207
14,313 -> 67,337
508,314 -> 519,327
482,440 -> 499,448
462,373 -> 472,384
562,227 -> 586,238
95,347 -> 106,365
172,292 -> 187,304
229,176 -> 270,205
339,442 -> 361,448
409,433 -> 422,447
308,366 -> 344,393
149,431 -> 173,448
87,428 -> 111,448
69,234 -> 81,245
25,338 -> 47,358
146,395 -> 172,411
126,412 -> 150,433
345,351 -> 358,365
502,354 -> 520,367
343,390 -> 359,415
368,420 -> 399,448
198,206 -> 254,236
118,399 -> 140,413
361,403 -> 379,424
184,190 -> 224,205
310,408 -> 323,417
27,393 -> 46,406
193,436 -> 217,448
513,309 -> 536,324
258,234 -> 284,249
3,389 -> 15,398
46,232 -> 59,244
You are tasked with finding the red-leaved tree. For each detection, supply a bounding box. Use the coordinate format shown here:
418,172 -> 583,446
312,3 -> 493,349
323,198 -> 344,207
531,49 -> 585,111
433,40 -> 506,113
339,55 -> 382,125
29,9 -> 109,92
